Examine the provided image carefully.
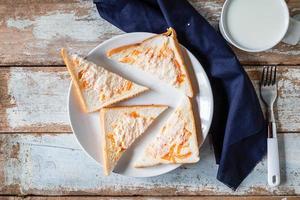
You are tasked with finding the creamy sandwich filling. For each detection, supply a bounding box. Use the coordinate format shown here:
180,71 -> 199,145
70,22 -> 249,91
109,36 -> 186,87
145,109 -> 192,163
107,111 -> 151,161
71,55 -> 133,102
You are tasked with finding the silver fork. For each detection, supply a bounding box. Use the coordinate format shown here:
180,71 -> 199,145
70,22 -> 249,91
260,66 -> 280,187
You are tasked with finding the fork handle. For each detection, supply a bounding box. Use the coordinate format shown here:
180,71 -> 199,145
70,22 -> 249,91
267,121 -> 280,187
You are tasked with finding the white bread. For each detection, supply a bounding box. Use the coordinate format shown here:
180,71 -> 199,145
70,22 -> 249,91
100,105 -> 168,175
106,28 -> 194,97
61,48 -> 149,112
134,97 -> 199,167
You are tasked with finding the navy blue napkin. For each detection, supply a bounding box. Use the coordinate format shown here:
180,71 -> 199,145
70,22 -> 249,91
94,0 -> 267,190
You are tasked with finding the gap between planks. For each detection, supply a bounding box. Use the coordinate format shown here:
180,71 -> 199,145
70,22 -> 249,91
0,196 -> 299,200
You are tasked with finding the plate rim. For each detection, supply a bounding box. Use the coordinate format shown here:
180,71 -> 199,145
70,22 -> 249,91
68,32 -> 214,177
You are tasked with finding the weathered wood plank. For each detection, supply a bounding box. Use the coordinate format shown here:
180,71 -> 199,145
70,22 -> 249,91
1,66 -> 300,133
0,133 -> 299,196
247,66 -> 300,133
0,0 -> 299,66
1,196 -> 299,200
0,67 -> 70,132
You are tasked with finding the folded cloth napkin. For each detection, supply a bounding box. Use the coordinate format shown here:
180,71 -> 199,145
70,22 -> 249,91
94,0 -> 267,190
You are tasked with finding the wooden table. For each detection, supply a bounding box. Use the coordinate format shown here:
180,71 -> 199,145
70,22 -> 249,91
0,0 -> 299,199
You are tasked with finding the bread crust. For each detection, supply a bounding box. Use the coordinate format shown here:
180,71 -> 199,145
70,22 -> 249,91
61,48 -> 88,112
103,104 -> 168,110
184,97 -> 199,162
88,87 -> 149,113
167,28 -> 194,97
107,44 -> 140,57
100,108 -> 110,176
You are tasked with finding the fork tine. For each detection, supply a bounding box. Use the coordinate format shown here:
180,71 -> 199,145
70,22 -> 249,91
267,66 -> 271,85
272,66 -> 277,85
269,66 -> 274,86
263,67 -> 268,86
265,67 -> 268,86
261,67 -> 266,86
265,67 -> 269,85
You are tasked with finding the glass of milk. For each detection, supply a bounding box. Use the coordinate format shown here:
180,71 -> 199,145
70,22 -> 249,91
219,0 -> 293,52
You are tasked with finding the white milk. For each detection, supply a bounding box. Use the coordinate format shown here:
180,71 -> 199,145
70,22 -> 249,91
224,0 -> 289,50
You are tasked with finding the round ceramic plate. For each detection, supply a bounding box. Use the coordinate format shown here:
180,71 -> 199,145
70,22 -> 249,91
68,32 -> 213,177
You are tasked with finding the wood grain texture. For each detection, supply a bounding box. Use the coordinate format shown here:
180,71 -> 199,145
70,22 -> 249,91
0,133 -> 299,196
0,0 -> 299,66
0,0 -> 299,198
0,67 -> 70,132
1,66 -> 300,133
1,196 -> 299,200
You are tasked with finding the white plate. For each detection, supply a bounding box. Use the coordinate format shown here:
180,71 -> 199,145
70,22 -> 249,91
68,32 -> 213,177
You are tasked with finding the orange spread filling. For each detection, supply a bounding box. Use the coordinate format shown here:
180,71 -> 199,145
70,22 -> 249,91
144,48 -> 151,55
99,93 -> 106,101
78,70 -> 84,79
148,50 -> 155,59
176,152 -> 192,159
132,49 -> 141,56
129,111 -> 140,118
159,43 -> 172,58
116,142 -> 127,154
107,133 -> 126,160
161,144 -> 176,163
176,74 -> 185,84
161,127 -> 192,162
77,70 -> 90,89
107,133 -> 116,148
120,145 -> 126,152
174,59 -> 185,84
81,80 -> 89,89
176,143 -> 184,155
126,81 -> 133,90
120,56 -> 135,64
114,81 -> 133,94
182,127 -> 192,143
73,59 -> 80,67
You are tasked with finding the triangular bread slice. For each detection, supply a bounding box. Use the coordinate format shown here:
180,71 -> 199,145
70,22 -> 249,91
106,28 -> 194,97
61,48 -> 148,112
134,97 -> 199,167
100,105 -> 168,175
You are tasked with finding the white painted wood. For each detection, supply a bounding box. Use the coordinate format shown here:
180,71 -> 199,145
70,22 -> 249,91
1,66 -> 300,132
0,0 -> 299,197
6,68 -> 69,129
246,66 -> 300,132
0,68 -> 70,132
2,133 -> 300,195
0,0 -> 299,66
1,197 -> 299,200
